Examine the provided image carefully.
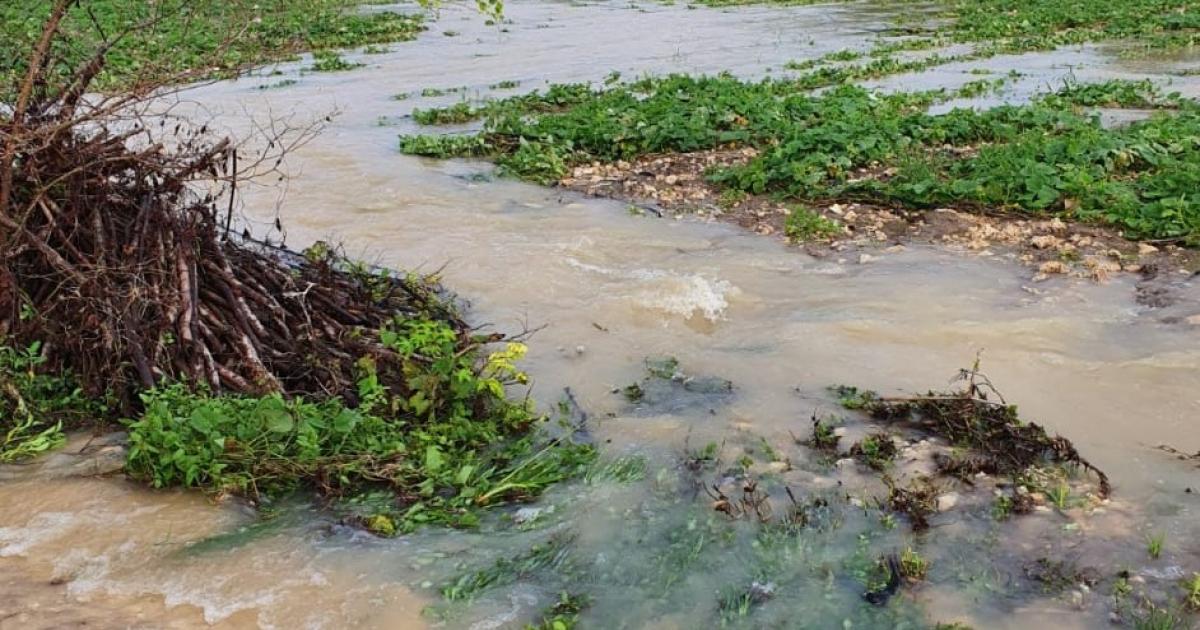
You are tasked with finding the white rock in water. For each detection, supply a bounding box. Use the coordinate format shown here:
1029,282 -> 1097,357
936,493 -> 959,512
513,506 -> 550,524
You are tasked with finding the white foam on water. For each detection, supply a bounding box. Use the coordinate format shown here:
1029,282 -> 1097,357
565,258 -> 738,322
0,511 -> 76,557
632,272 -> 736,322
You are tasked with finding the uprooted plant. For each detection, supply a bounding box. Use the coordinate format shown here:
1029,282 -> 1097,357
1,1 -> 590,532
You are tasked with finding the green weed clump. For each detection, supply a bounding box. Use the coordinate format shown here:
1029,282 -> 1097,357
701,0 -> 1199,54
784,206 -> 842,241
0,341 -> 102,462
309,50 -> 363,72
404,73 -> 1200,243
125,318 -> 595,533
929,0 -> 1200,53
0,1 -> 424,91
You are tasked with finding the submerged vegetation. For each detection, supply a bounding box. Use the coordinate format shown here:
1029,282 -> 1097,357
0,0 -> 424,90
402,73 -> 1200,243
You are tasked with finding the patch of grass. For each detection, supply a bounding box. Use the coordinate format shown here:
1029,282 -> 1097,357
850,433 -> 898,471
1043,78 -> 1179,109
0,0 -> 424,91
1046,482 -> 1071,509
804,414 -> 840,452
585,455 -> 648,483
124,319 -> 596,533
309,50 -> 363,72
829,385 -> 878,411
491,79 -> 522,89
784,205 -> 842,241
412,101 -> 478,125
1147,532 -> 1166,559
1185,573 -> 1200,611
931,0 -> 1200,54
685,441 -> 721,472
441,534 -> 575,602
992,495 -> 1014,521
955,77 -> 1008,98
899,547 -> 930,580
1130,601 -> 1186,630
725,0 -> 1200,55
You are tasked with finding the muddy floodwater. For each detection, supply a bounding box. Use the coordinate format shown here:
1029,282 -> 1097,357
2,1 -> 1199,628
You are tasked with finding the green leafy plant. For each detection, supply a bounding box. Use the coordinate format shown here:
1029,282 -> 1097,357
784,205 -> 841,241
403,72 -> 1200,244
1184,573 -> 1200,611
309,50 -> 363,72
0,341 -> 101,462
850,433 -> 897,471
1,0 -> 424,91
900,546 -> 930,580
124,319 -> 595,533
1046,482 -> 1071,509
1147,532 -> 1166,559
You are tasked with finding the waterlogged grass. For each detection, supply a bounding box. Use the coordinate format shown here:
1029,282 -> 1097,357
442,534 -> 577,602
124,318 -> 596,533
309,51 -> 364,72
928,0 -> 1200,54
696,0 -> 1199,54
402,75 -> 1200,242
0,0 -> 424,90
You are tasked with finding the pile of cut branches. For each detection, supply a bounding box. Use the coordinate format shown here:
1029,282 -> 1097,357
0,1 -> 462,413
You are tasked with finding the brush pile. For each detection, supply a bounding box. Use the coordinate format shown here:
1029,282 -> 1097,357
0,1 -> 465,413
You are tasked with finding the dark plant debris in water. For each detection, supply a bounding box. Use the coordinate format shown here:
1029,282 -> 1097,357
613,356 -> 734,415
839,364 -> 1111,498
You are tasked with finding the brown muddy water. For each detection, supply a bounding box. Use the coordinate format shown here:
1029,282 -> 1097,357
3,1 -> 1199,628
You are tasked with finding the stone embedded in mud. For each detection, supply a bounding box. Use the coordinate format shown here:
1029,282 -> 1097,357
936,493 -> 959,512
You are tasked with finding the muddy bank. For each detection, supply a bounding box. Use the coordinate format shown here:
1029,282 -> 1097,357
561,149 -> 1200,315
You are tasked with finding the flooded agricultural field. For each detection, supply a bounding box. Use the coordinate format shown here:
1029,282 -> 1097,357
1,1 -> 1199,628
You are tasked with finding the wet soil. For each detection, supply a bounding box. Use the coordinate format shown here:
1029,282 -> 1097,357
561,148 -> 1200,316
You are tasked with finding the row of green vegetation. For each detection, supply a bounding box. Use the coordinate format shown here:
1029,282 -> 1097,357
695,0 -> 1199,55
914,0 -> 1200,54
401,75 -> 1198,243
1,291 -> 594,534
0,0 -> 424,90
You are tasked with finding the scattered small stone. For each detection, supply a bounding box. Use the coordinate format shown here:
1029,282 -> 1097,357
1138,242 -> 1160,255
858,254 -> 874,264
